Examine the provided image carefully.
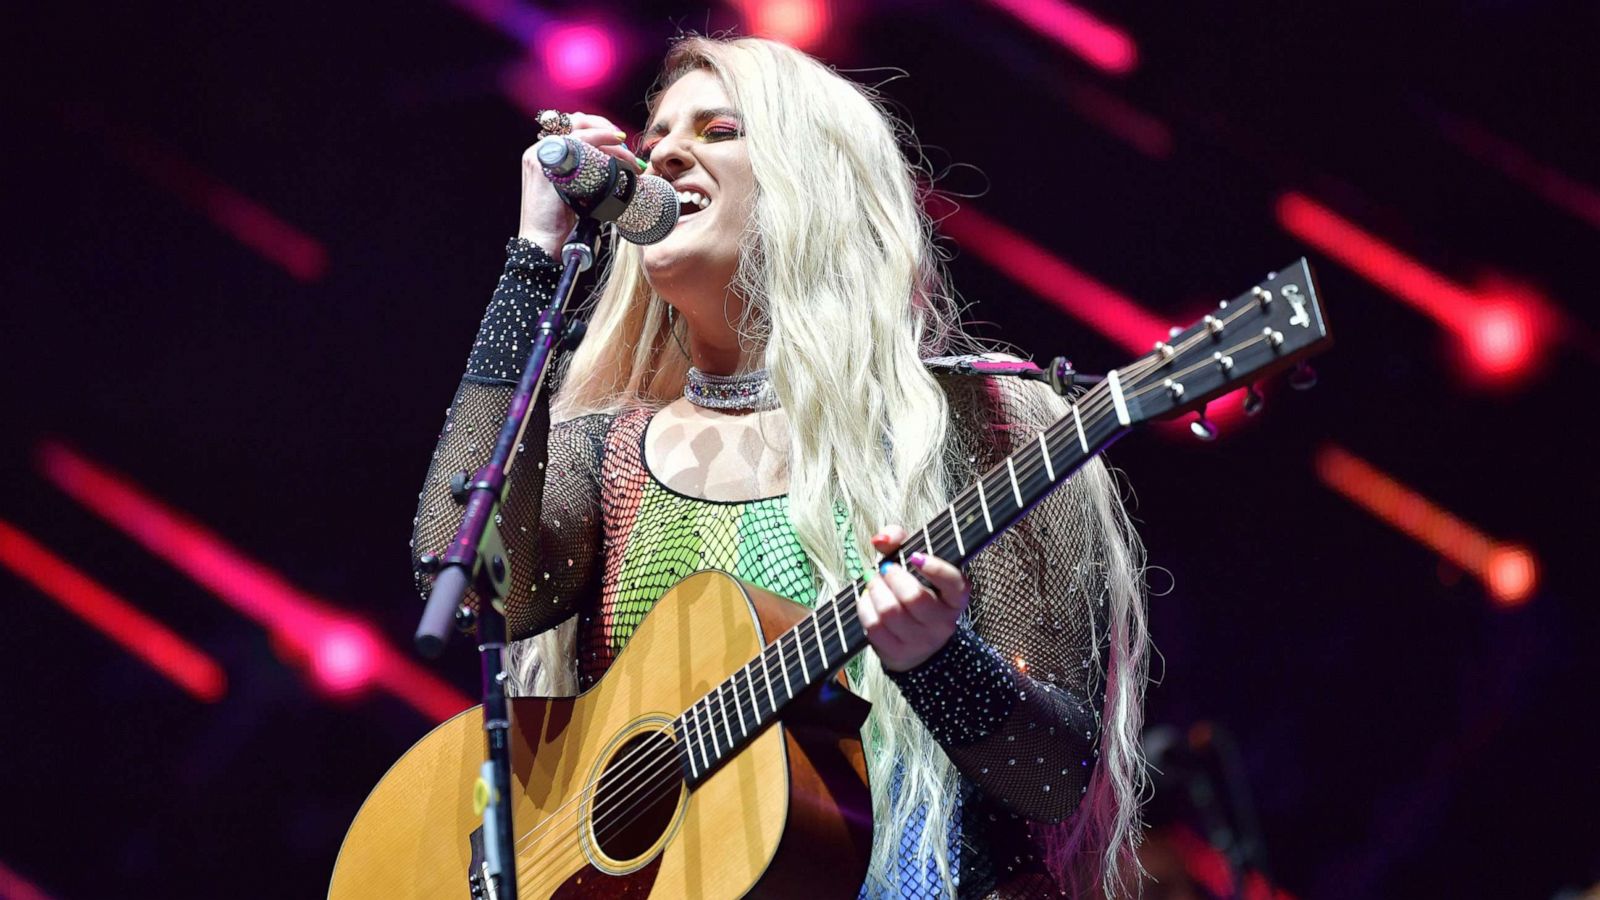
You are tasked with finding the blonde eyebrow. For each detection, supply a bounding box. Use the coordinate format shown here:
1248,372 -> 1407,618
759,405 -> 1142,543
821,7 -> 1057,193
644,106 -> 743,137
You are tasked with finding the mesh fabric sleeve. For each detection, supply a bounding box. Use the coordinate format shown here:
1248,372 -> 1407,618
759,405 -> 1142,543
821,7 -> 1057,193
409,238 -> 606,641
890,374 -> 1115,823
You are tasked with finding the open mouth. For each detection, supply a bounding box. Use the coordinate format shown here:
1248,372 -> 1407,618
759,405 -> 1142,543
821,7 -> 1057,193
676,189 -> 711,219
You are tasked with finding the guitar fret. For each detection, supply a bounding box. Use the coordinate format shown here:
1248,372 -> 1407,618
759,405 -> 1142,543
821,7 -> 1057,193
717,685 -> 734,748
923,524 -> 934,559
694,708 -> 710,773
732,675 -> 750,738
975,478 -> 994,533
775,635 -> 793,697
679,712 -> 699,778
1006,457 -> 1024,509
794,631 -> 811,683
759,644 -> 777,712
1070,403 -> 1088,453
698,696 -> 719,760
831,602 -> 848,654
812,612 -> 829,667
948,505 -> 965,556
726,682 -> 742,739
692,709 -> 708,776
1106,369 -> 1131,426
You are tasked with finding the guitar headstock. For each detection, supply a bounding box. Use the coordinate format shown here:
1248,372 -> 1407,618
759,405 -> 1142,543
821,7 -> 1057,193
1111,258 -> 1330,424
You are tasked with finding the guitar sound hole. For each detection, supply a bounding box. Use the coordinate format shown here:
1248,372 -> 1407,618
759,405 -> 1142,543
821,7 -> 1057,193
592,729 -> 683,864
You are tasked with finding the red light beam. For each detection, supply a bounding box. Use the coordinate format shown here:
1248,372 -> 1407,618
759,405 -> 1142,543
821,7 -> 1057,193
63,107 -> 328,283
1314,444 -> 1539,607
936,202 -> 1170,353
35,440 -> 473,721
1275,191 -> 1553,388
1435,110 -> 1600,233
0,858 -> 60,900
1058,78 -> 1173,159
0,519 -> 227,703
980,0 -> 1139,75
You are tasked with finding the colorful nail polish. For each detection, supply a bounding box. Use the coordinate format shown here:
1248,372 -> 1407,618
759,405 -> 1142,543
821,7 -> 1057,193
877,560 -> 895,576
908,552 -> 928,568
635,158 -> 648,171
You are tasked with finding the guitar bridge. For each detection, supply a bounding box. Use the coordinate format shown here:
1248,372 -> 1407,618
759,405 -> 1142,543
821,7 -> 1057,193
467,826 -> 501,900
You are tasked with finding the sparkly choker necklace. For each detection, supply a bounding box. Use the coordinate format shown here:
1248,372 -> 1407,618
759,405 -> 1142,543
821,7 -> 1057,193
684,367 -> 779,411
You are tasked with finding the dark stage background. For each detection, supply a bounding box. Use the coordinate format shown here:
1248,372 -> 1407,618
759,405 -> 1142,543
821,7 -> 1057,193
5,2 -> 1597,898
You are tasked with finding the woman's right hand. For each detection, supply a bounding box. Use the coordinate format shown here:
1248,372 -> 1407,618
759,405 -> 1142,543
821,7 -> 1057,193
518,112 -> 645,253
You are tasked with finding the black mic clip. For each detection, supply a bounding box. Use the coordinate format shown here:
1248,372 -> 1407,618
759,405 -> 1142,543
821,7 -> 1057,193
536,136 -> 634,222
1036,357 -> 1104,396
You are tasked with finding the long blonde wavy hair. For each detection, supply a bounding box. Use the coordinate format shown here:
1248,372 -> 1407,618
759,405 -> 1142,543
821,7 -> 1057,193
511,35 -> 1148,898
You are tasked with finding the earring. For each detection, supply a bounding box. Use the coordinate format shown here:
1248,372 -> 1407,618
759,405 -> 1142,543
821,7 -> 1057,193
665,304 -> 690,357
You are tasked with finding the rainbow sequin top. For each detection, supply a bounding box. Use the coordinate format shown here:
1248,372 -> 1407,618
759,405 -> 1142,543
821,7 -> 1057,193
576,407 -> 861,685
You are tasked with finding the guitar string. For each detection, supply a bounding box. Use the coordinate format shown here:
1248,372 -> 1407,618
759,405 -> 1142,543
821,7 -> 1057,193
506,348 -> 1167,883
506,300 -> 1288,884
504,369 -> 1129,853
517,392 -> 1117,874
512,603 -> 880,895
507,329 -> 1239,887
505,372 -> 1143,884
512,395 -> 1129,890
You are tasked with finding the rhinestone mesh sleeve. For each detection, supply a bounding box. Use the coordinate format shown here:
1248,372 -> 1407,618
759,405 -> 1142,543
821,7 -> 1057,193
409,240 -> 607,641
887,623 -> 1019,745
927,374 -> 1113,826
466,238 -> 561,382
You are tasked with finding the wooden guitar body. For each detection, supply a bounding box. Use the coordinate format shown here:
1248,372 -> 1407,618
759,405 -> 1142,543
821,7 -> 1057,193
329,571 -> 873,899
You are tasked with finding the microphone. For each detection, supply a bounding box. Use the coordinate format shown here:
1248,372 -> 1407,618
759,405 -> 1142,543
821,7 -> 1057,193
535,136 -> 678,245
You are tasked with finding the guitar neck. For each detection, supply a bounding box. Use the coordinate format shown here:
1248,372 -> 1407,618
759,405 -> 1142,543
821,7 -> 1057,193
676,379 -> 1129,785
674,257 -> 1332,785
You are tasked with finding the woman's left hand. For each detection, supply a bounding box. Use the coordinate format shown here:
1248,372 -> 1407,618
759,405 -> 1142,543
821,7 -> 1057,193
857,525 -> 972,672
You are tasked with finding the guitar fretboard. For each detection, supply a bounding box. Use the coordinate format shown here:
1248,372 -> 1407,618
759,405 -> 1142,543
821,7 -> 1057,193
674,380 -> 1128,785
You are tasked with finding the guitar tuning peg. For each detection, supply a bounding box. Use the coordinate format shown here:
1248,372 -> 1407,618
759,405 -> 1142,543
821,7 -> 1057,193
1243,384 -> 1265,416
1189,406 -> 1218,441
1290,362 -> 1318,391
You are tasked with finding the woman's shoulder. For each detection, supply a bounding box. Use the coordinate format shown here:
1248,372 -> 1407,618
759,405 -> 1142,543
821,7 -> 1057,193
927,353 -> 1065,433
546,411 -> 625,478
551,406 -> 661,472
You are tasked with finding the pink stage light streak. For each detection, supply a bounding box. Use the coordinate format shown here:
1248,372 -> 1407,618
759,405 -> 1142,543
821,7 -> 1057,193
0,519 -> 227,703
937,202 -> 1169,353
981,0 -> 1139,75
1059,78 -> 1173,159
1436,111 -> 1600,233
77,114 -> 330,283
0,858 -> 58,900
1276,191 -> 1551,387
1314,444 -> 1539,607
36,441 -> 473,721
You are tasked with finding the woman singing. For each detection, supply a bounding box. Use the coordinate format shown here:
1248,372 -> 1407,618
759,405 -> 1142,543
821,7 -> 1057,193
412,35 -> 1150,899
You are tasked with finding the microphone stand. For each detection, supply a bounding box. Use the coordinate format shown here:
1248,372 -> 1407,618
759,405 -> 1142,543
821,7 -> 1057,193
413,211 -> 604,900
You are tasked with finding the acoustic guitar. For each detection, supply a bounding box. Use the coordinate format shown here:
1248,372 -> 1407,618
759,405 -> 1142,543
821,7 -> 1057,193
329,261 -> 1330,899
